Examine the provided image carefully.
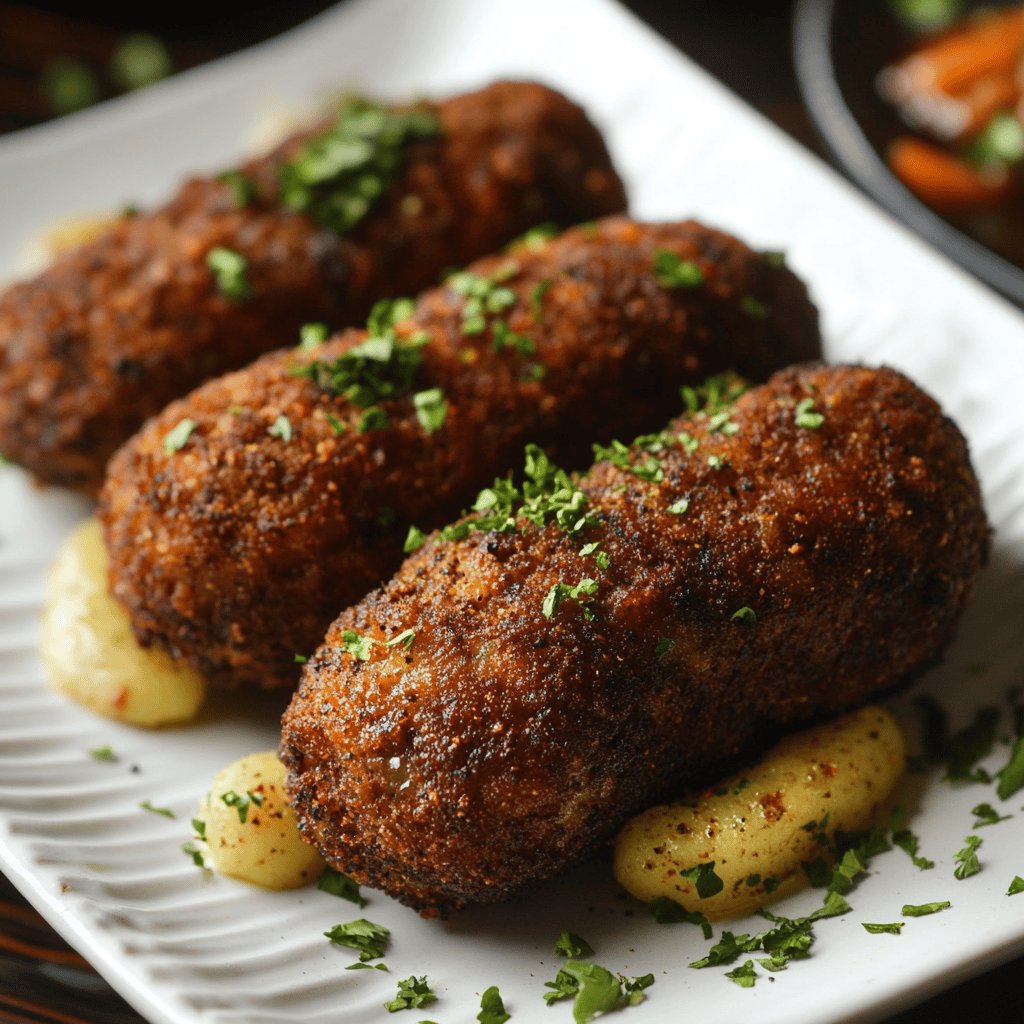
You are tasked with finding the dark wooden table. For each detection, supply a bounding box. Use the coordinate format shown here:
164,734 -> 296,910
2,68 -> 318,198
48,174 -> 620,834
0,2 -> 1019,1021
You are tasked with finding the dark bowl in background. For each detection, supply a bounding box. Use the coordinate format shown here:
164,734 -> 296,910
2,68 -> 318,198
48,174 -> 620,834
792,0 -> 1024,305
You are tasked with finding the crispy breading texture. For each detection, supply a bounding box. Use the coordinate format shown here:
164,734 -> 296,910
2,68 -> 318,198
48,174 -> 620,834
99,217 -> 821,689
280,364 -> 989,916
0,81 -> 626,492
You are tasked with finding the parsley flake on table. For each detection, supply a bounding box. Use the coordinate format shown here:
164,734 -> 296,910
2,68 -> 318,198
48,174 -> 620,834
88,745 -> 117,762
996,735 -> 1024,799
972,802 -> 1011,827
953,835 -> 983,879
646,897 -> 712,937
318,867 -> 366,907
902,901 -> 951,916
181,841 -> 208,870
324,918 -> 390,962
190,818 -> 206,841
267,414 -> 292,443
555,930 -> 594,958
207,246 -> 251,301
477,985 -> 510,1024
543,960 -> 650,1023
725,960 -> 758,987
278,99 -> 438,233
163,418 -> 196,454
219,789 -> 264,824
862,922 -> 904,935
653,248 -> 704,289
891,808 -> 935,869
384,975 -> 436,1012
139,800 -> 175,819
1007,876 -> 1024,895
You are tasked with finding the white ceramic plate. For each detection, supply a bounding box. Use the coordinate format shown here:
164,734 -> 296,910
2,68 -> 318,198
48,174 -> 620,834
2,1 -> 1024,1022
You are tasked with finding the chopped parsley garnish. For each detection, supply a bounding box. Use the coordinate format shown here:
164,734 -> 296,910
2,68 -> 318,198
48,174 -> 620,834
341,629 -> 376,661
278,99 -> 439,233
681,374 -> 749,415
88,745 -> 117,762
762,249 -> 787,268
740,295 -> 771,319
530,278 -> 553,320
888,0 -> 963,31
654,249 -> 704,289
555,930 -> 594,958
181,841 -> 207,869
972,802 -> 1011,827
542,578 -> 599,621
267,414 -> 292,442
543,961 -> 652,1021
477,985 -> 510,1024
508,222 -> 558,251
299,322 -> 329,350
862,922 -> 903,935
324,918 -> 390,961
448,261 -> 520,335
325,412 -> 346,435
731,606 -> 757,624
110,33 -> 173,91
953,835 -> 983,879
912,695 -> 998,783
386,628 -> 417,650
1007,876 -> 1024,895
666,498 -> 689,515
969,111 -> 1024,168
647,897 -> 712,938
902,901 -> 950,916
724,960 -> 758,987
219,789 -> 264,824
492,320 -> 535,355
191,818 -> 206,840
794,397 -> 825,429
654,637 -> 674,662
404,525 -> 426,553
318,867 -> 367,907
996,736 -> 1024,799
217,169 -> 257,208
891,809 -> 935,870
163,418 -> 197,454
681,862 -> 725,899
139,800 -> 175,818
413,387 -> 447,433
294,653 -> 308,664
206,246 -> 251,302
359,406 -> 389,432
384,974 -> 436,1012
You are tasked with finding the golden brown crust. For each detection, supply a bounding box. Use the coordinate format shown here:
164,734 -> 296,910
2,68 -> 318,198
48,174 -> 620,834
99,217 -> 821,689
280,364 -> 989,915
0,81 -> 626,492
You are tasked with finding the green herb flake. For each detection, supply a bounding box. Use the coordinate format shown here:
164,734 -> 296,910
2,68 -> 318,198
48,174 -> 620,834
139,800 -> 175,819
808,890 -> 852,920
219,789 -> 264,824
448,261 -> 520,336
340,629 -> 376,661
794,397 -> 825,430
543,960 -> 623,1023
887,0 -> 963,31
384,975 -> 436,1012
217,169 -> 258,208
110,33 -> 173,91
267,414 -> 292,443
891,810 -> 935,870
902,901 -> 951,916
862,922 -> 904,935
477,985 -> 510,1024
969,110 -> 1024,168
666,498 -> 690,515
404,525 -> 426,553
191,818 -> 206,841
972,802 -> 1011,827
681,861 -> 725,899
654,637 -> 674,662
163,418 -> 197,454
731,606 -> 757,624
762,250 -> 787,268
740,295 -> 771,319
1007,876 -> 1024,895
724,960 -> 759,987
42,58 -> 101,116
359,406 -> 389,432
997,736 -> 1024,799
530,278 -> 553,320
508,222 -> 558,251
324,918 -> 390,961
299,322 -> 330,350
647,897 -> 712,938
542,578 -> 599,621
555,930 -> 594,958
385,628 -> 416,650
88,745 -> 117,762
413,387 -> 447,434
654,249 -> 704,289
294,653 -> 308,664
623,973 -> 654,1006
318,866 -> 367,907
953,835 -> 983,880
181,840 -> 207,869
279,99 -> 439,234
207,246 -> 251,302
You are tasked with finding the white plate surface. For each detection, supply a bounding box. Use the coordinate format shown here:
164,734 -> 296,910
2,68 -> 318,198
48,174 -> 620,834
2,1 -> 1024,1022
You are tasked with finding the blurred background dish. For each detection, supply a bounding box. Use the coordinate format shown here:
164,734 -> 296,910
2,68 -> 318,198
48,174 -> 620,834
794,0 -> 1024,305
